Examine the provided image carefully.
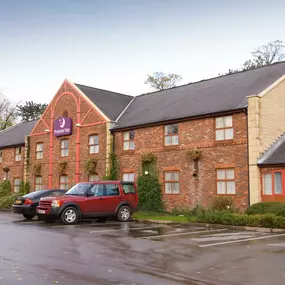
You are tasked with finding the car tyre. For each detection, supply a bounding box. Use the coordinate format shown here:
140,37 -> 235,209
117,206 -> 132,222
61,207 -> 79,225
23,214 -> 35,220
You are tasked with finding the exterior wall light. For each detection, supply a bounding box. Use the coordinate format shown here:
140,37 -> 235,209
75,123 -> 82,127
144,171 -> 149,175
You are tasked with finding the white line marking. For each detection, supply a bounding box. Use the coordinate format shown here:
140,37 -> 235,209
90,225 -> 165,234
142,229 -> 228,239
199,233 -> 285,248
51,222 -> 135,228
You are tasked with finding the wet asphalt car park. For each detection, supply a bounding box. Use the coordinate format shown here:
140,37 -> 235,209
1,212 -> 285,285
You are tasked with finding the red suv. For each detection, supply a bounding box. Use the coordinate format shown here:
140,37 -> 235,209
36,181 -> 138,224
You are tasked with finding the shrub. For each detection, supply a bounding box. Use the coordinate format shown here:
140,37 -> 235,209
246,202 -> 285,217
0,195 -> 17,209
19,181 -> 30,195
0,180 -> 11,197
170,205 -> 193,216
137,174 -> 163,213
211,196 -> 236,212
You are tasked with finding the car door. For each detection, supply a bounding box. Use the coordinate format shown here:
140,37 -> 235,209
102,183 -> 122,213
84,183 -> 105,214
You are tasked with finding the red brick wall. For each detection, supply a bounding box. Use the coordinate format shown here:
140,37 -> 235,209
29,81 -> 108,191
0,146 -> 25,192
114,112 -> 249,210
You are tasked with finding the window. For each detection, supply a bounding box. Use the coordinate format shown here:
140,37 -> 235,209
164,124 -> 179,146
36,143 -> 43,159
59,175 -> 69,190
122,183 -> 136,194
263,172 -> 283,195
89,184 -> 104,196
89,135 -> 99,154
215,116 -> 233,141
106,184 -> 120,196
123,131 -> 135,150
60,140 -> 69,157
14,178 -> 21,193
35,176 -> 43,190
0,150 -> 2,163
217,169 -> 236,194
122,173 -> 135,182
164,172 -> 180,194
15,147 -> 21,161
88,174 -> 100,182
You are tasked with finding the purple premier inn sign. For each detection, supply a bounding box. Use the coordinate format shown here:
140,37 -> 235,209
54,117 -> 73,137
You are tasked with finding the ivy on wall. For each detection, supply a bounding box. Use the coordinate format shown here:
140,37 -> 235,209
138,153 -> 163,212
84,158 -> 97,175
103,153 -> 119,180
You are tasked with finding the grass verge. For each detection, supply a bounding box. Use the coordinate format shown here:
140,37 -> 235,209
133,212 -> 189,222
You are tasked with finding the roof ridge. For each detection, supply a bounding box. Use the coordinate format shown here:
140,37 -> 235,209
75,83 -> 133,98
137,61 -> 285,98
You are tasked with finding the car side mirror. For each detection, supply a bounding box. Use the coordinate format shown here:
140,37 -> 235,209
86,192 -> 94,197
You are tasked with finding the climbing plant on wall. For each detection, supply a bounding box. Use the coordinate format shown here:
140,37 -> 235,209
138,152 -> 163,212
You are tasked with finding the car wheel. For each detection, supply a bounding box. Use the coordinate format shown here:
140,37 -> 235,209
117,206 -> 132,222
23,214 -> 35,220
61,207 -> 79,225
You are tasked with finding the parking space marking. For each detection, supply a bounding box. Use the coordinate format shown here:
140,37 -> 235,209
89,225 -> 166,234
141,228 -> 228,239
51,222 -> 135,228
199,233 -> 285,248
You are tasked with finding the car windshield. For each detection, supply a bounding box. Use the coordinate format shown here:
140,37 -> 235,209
23,190 -> 47,198
65,184 -> 91,196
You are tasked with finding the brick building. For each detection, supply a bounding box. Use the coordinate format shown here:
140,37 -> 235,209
1,62 -> 285,209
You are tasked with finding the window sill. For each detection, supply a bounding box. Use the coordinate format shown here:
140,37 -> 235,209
214,140 -> 234,146
217,193 -> 237,196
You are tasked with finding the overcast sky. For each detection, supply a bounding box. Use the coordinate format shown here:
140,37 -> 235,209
0,0 -> 285,104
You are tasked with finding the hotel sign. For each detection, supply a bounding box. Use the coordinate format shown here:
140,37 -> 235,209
54,117 -> 72,137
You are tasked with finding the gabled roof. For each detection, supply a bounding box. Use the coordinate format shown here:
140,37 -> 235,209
114,61 -> 285,130
0,120 -> 38,149
258,132 -> 285,166
75,84 -> 133,121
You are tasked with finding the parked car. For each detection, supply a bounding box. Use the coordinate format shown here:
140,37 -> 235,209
36,181 -> 138,224
13,190 -> 66,220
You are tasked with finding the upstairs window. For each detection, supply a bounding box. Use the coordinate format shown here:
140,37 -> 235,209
217,169 -> 236,195
164,124 -> 179,146
123,131 -> 135,150
15,147 -> 21,161
215,116 -> 233,141
36,143 -> 43,159
61,139 -> 69,157
89,135 -> 99,154
0,149 -> 2,163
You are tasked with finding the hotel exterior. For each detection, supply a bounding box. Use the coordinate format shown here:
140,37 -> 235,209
1,62 -> 285,209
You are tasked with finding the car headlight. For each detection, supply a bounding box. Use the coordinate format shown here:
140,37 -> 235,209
51,200 -> 61,208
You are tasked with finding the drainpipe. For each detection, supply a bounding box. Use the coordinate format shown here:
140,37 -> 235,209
245,108 -> 250,207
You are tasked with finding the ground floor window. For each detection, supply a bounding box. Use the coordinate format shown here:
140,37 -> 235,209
59,175 -> 69,190
217,169 -> 236,195
13,178 -> 21,192
88,174 -> 100,182
35,176 -> 43,190
122,173 -> 135,182
263,171 -> 283,195
164,172 -> 180,194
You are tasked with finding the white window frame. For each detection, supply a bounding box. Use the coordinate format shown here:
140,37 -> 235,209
88,174 -> 100,182
217,169 -> 236,195
122,173 -> 135,182
15,147 -> 21,161
36,143 -> 43,159
14,178 -> 21,192
89,135 -> 99,154
60,139 -> 69,157
123,131 -> 135,150
164,171 -> 180,194
35,175 -> 43,190
215,116 -> 234,141
59,175 -> 69,190
164,124 -> 179,146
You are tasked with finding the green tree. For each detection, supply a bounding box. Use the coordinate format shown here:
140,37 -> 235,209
17,101 -> 47,122
0,92 -> 18,131
144,72 -> 182,91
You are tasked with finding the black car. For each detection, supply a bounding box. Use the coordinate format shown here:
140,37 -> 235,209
13,189 -> 66,220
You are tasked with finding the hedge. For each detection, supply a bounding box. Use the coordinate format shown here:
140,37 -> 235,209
246,202 -> 285,217
0,195 -> 17,209
188,210 -> 285,229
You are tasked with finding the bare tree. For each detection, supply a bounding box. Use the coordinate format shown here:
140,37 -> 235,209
0,92 -> 18,131
144,72 -> 182,91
